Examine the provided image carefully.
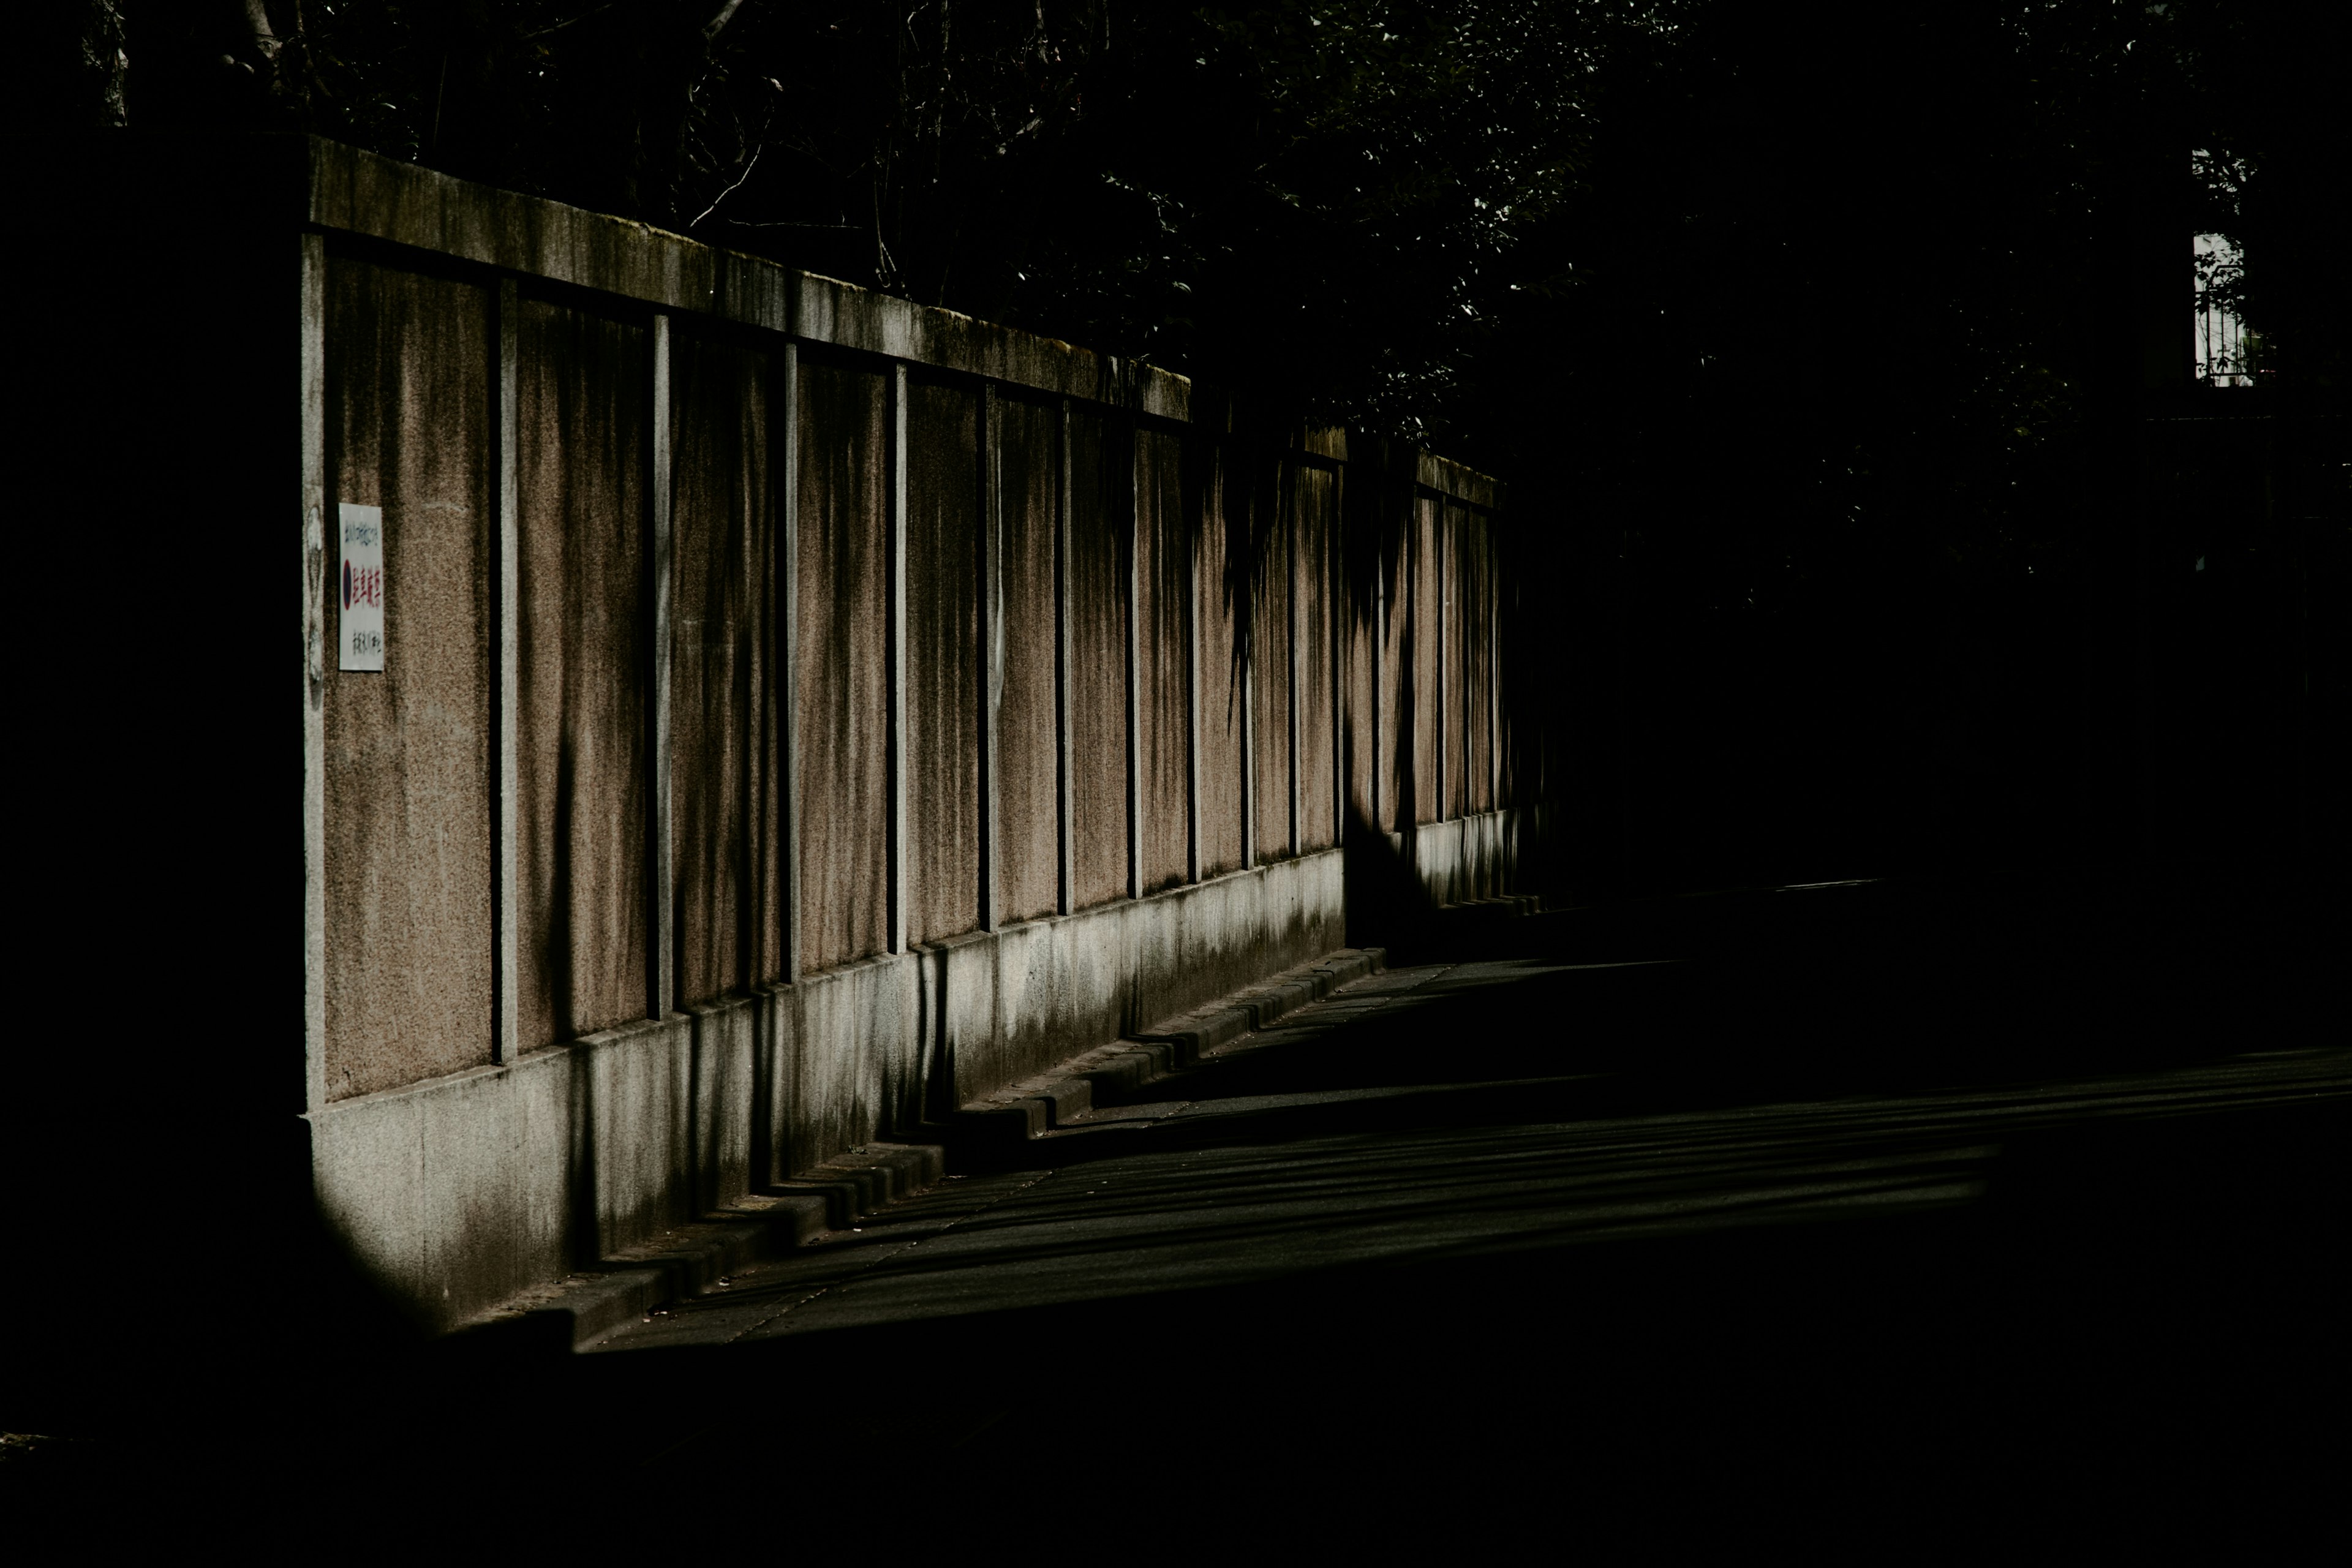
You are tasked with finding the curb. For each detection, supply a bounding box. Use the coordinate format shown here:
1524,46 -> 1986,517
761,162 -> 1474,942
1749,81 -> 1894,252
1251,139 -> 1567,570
453,1143 -> 947,1352
948,946 -> 1387,1159
450,947 -> 1389,1349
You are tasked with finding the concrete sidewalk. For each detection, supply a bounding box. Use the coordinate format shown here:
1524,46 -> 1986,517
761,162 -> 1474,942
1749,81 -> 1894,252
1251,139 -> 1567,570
586,954 -> 2348,1353
12,876 -> 2346,1551
549,881 -> 2345,1552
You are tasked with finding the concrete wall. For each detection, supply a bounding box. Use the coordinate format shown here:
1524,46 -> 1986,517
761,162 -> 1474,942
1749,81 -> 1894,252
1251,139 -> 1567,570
995,393 -> 1061,924
794,356 -> 891,971
1196,448 -> 1246,879
1253,456 -> 1294,861
670,329 -> 780,1007
1295,463 -> 1339,853
323,257 -> 496,1099
513,296 -> 652,1055
1134,427 -> 1191,893
905,375 -> 986,946
1066,405 -> 1129,910
1412,493 -> 1442,826
274,137 -> 1542,1335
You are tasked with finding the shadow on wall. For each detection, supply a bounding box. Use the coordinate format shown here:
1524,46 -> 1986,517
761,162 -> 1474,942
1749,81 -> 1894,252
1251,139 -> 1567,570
1343,807 -> 1439,959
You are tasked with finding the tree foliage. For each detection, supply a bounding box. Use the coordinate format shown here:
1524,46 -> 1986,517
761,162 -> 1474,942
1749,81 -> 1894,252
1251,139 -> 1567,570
45,1 -> 2349,882
72,4 -> 2345,444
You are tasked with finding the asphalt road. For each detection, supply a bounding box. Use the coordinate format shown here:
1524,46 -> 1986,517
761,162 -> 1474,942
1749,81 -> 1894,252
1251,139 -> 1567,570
13,875 -> 2345,1553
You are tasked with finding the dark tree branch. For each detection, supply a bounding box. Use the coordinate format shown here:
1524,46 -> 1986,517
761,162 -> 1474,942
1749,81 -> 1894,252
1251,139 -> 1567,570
704,1 -> 750,42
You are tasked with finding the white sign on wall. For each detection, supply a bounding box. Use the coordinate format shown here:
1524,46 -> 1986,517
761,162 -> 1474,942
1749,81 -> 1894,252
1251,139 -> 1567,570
338,502 -> 385,672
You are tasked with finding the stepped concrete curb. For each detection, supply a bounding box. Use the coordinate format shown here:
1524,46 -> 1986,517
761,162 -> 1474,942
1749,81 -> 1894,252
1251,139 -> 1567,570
452,1143 -> 946,1351
455,948 -> 1392,1341
948,947 -> 1386,1164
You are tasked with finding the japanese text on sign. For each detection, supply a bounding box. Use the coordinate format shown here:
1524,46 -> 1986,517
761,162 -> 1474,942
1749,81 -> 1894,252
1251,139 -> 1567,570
338,502 -> 385,671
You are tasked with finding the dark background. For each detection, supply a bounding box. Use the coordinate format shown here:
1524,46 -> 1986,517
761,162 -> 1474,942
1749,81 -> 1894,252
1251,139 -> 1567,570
31,1 -> 2348,897
6,4 -> 2345,1507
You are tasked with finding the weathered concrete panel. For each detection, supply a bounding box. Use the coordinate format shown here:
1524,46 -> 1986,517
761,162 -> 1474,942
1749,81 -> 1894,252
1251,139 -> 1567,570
686,997 -> 758,1215
1263,851 -> 1346,971
795,357 -> 890,970
513,1046 -> 581,1278
1378,492 -> 1409,832
1124,868 -> 1263,1026
986,907 -> 1128,1088
1253,453 -> 1294,860
1415,449 -> 1502,511
323,256 -> 496,1099
672,331 -> 776,1005
1460,507 -> 1493,815
1341,467 -> 1381,831
996,393 -> 1061,923
515,296 -> 650,1050
307,138 -> 1190,431
571,1003 -> 758,1261
1412,493 -> 1442,825
1196,444 -> 1246,878
1443,502 -> 1469,820
1301,426 -> 1352,462
1135,428 -> 1191,891
1066,407 -> 1128,910
1295,464 -> 1338,851
912,929 -> 999,1120
415,1063 -> 536,1311
312,841 -> 1355,1336
906,377 -> 984,944
311,1083 -> 428,1313
312,995 -> 765,1334
309,140 -> 710,323
579,1018 -> 689,1256
785,955 -> 921,1176
1398,807 -> 1528,906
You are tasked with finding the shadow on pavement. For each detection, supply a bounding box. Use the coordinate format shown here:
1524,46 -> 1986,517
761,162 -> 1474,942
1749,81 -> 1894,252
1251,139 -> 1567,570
7,870 -> 2342,1551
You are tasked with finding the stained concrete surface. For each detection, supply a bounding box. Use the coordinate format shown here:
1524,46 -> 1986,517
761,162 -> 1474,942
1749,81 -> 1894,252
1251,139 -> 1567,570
1196,445 -> 1247,877
13,873 -> 2342,1550
323,256 -> 497,1097
905,376 -> 986,945
669,331 -> 778,1003
995,392 -> 1062,924
793,356 -> 892,969
1412,493 -> 1442,824
514,296 -> 651,1049
1136,428 -> 1191,891
1250,452 -> 1295,861
1065,404 -> 1130,910
1293,462 -> 1340,851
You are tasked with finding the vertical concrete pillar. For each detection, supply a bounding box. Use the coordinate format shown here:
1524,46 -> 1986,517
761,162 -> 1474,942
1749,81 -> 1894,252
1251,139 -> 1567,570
1126,420 -> 1144,901
494,279 -> 521,1061
778,343 -> 801,982
888,363 -> 910,951
300,230 -> 328,1115
1055,398 -> 1076,916
980,383 -> 1002,933
648,313 -> 676,1020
